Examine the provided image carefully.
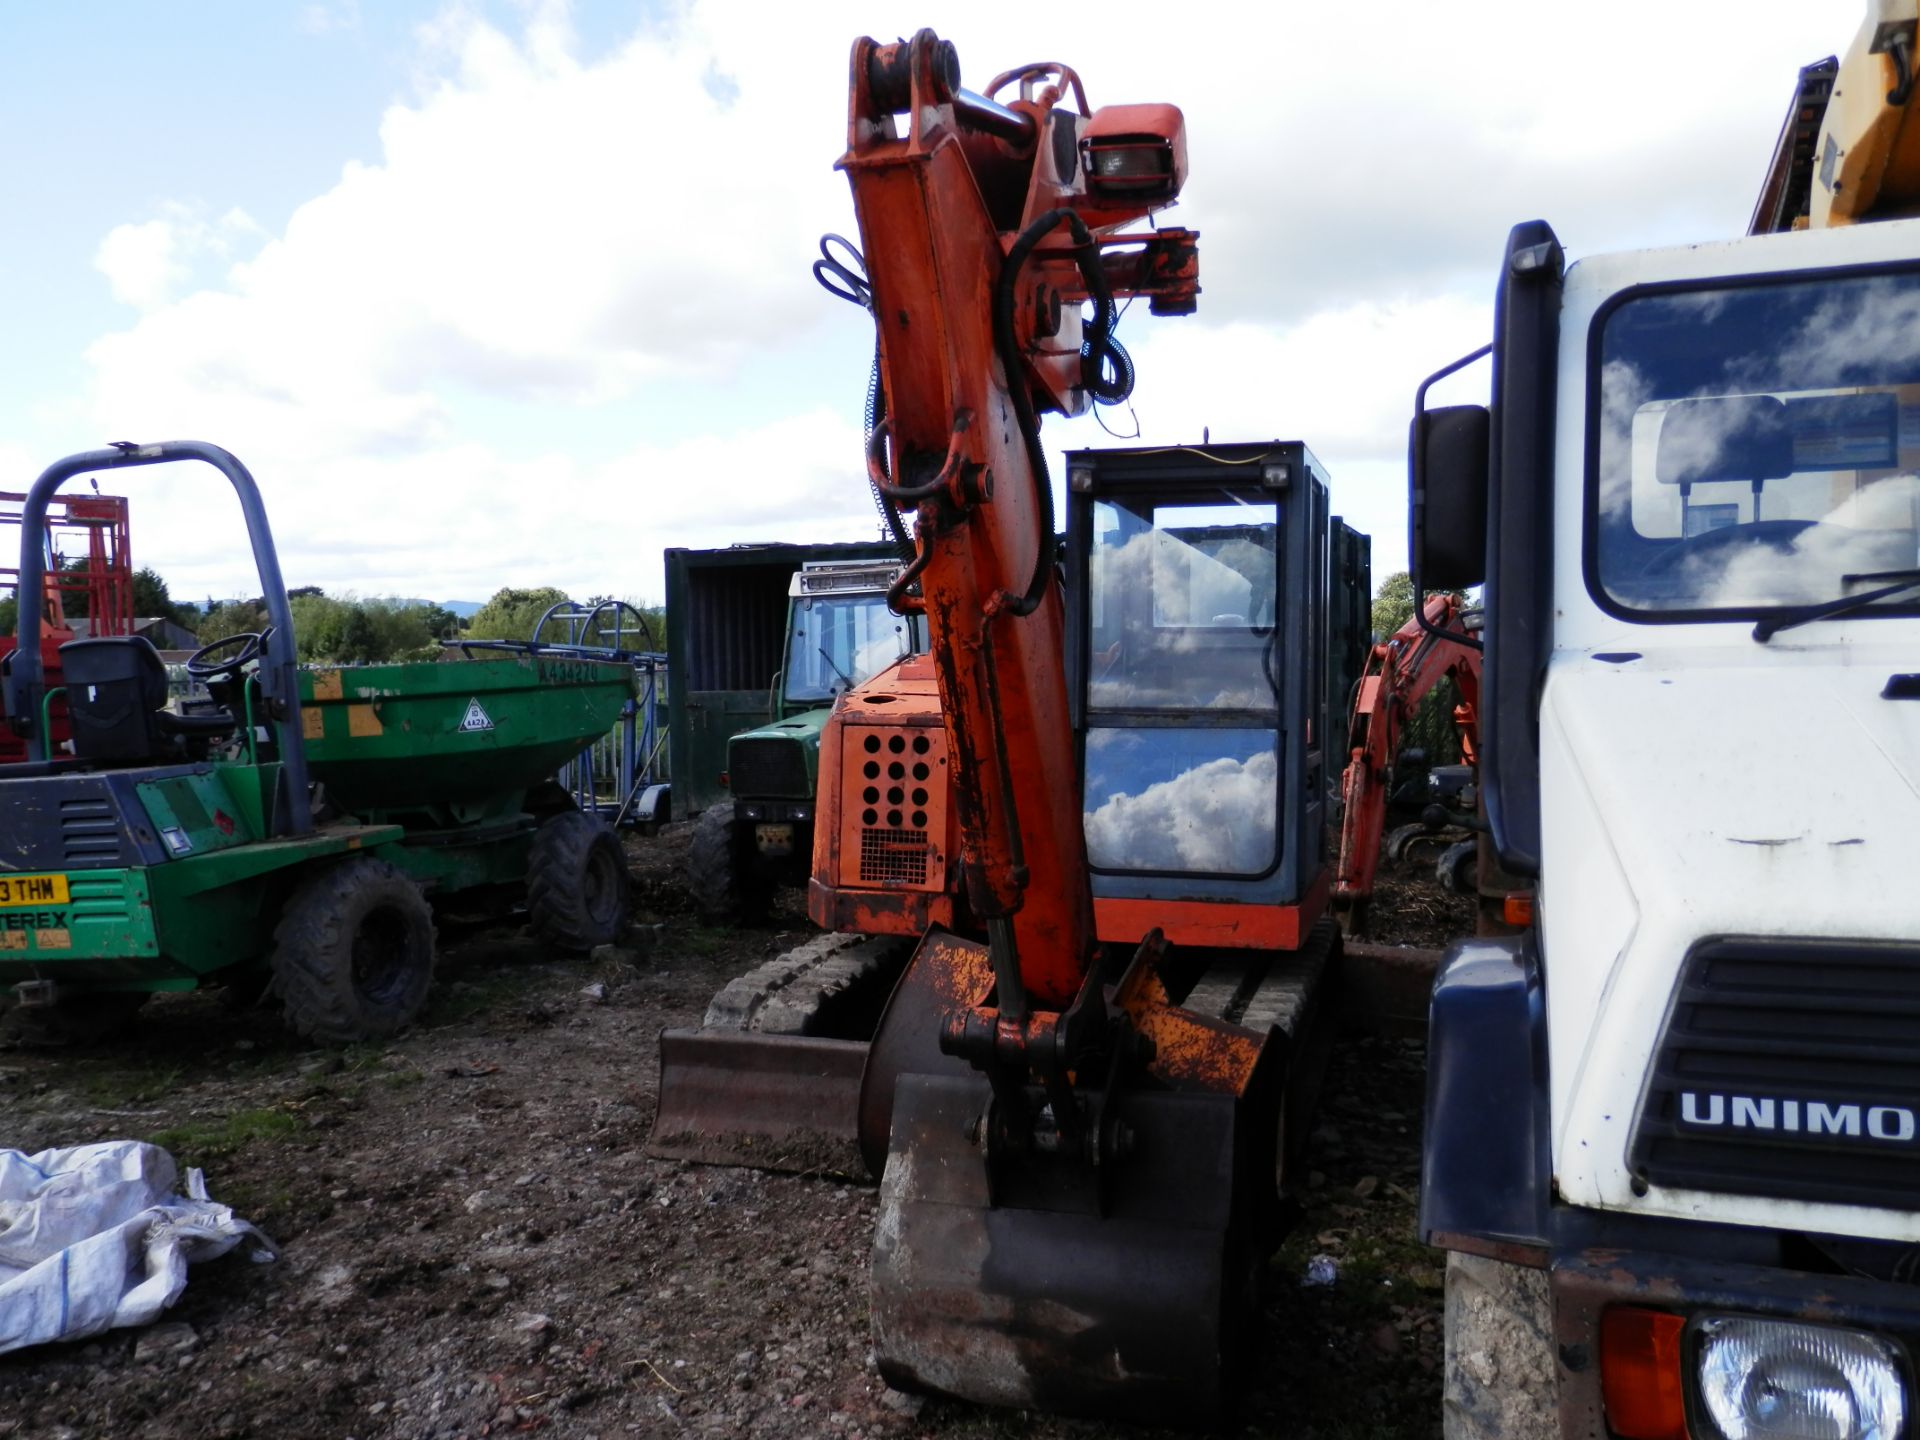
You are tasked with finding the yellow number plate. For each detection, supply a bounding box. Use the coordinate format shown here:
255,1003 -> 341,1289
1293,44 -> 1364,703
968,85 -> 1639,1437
0,874 -> 69,908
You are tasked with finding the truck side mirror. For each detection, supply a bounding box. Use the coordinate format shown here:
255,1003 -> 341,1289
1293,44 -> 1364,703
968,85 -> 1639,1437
1412,404 -> 1490,590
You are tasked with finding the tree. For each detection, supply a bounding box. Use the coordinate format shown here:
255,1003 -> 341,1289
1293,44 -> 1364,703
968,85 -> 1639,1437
131,567 -> 187,624
288,592 -> 353,662
286,593 -> 441,664
361,600 -> 436,662
0,592 -> 14,638
1371,570 -> 1416,639
416,604 -> 461,641
467,587 -> 573,642
197,600 -> 270,645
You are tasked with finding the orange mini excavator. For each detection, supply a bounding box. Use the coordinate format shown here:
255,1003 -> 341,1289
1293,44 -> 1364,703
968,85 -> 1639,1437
1332,591 -> 1482,927
653,30 -> 1354,1422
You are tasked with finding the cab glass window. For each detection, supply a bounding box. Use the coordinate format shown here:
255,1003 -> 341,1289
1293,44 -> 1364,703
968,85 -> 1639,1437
1593,271 -> 1920,617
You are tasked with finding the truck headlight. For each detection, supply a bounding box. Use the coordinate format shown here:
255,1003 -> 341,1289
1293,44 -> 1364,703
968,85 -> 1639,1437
1695,1316 -> 1906,1440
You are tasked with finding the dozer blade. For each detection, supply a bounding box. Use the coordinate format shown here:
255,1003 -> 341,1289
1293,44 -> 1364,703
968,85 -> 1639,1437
647,1028 -> 868,1177
871,1071 -> 1262,1425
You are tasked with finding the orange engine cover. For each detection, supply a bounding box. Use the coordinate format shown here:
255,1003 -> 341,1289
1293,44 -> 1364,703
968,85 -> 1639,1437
808,655 -> 959,936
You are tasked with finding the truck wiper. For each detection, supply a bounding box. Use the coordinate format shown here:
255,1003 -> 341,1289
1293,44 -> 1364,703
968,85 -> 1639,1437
1752,568 -> 1920,642
818,646 -> 855,689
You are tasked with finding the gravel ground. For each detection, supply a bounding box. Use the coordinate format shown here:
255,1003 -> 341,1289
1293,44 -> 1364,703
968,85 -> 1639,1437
0,828 -> 1454,1439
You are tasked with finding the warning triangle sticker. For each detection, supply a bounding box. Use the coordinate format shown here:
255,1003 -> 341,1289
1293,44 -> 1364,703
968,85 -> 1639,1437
460,698 -> 495,732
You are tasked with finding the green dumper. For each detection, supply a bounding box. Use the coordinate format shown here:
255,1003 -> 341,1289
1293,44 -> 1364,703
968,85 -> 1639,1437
0,443 -> 636,1044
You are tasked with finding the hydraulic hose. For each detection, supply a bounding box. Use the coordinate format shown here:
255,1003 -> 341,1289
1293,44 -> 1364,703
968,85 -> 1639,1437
990,208 -> 1133,616
815,233 -> 913,557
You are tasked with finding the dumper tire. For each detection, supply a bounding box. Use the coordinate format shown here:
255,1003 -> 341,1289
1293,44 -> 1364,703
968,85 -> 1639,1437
12,992 -> 147,1046
687,802 -> 770,923
1442,1251 -> 1558,1439
273,858 -> 436,1046
1437,839 -> 1480,895
527,810 -> 633,952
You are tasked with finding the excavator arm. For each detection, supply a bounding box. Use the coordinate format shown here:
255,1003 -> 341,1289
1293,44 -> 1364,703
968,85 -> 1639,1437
837,32 -> 1197,1005
832,30 -> 1279,1423
1333,592 -> 1481,919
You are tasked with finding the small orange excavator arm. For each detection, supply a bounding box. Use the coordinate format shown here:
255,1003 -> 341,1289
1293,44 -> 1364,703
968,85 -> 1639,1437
836,32 -> 1199,1011
1333,592 -> 1481,914
828,30 -> 1287,1424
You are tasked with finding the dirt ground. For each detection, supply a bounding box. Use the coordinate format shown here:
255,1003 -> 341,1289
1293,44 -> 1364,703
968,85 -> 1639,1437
0,828 -> 1469,1440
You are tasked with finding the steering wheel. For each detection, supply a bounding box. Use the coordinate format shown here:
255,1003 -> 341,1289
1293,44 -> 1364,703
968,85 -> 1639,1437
187,627 -> 272,683
1636,520 -> 1829,580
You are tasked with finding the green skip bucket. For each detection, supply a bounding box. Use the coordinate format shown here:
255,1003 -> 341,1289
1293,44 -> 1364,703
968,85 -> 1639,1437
298,654 -> 635,818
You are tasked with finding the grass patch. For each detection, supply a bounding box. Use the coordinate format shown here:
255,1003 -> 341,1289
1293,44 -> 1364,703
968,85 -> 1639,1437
149,1106 -> 304,1166
676,925 -> 735,958
74,1063 -> 184,1110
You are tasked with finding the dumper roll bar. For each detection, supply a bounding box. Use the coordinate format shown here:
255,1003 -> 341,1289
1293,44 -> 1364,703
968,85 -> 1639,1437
3,442 -> 313,835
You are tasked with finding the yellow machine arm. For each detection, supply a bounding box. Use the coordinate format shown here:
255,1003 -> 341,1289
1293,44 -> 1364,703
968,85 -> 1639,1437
1754,0 -> 1920,231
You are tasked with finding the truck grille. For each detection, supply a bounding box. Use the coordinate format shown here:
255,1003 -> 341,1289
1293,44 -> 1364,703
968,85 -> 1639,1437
729,736 -> 810,799
1631,938 -> 1920,1212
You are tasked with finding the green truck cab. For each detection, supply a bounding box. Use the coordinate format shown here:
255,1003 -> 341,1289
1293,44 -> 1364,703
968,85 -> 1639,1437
688,559 -> 921,920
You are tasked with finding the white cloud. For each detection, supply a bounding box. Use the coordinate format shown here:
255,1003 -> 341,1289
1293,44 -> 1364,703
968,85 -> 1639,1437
1086,746 -> 1278,874
93,207 -> 262,312
86,4 -> 856,466
63,0 -> 1862,602
298,0 -> 361,36
92,407 -> 881,607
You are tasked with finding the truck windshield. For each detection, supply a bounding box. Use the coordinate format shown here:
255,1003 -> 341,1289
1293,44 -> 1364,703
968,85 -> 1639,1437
784,594 -> 915,703
1592,268 -> 1920,621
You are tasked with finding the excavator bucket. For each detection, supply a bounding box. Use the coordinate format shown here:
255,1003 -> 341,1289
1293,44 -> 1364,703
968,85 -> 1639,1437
872,1073 -> 1265,1424
860,928 -> 1286,1424
647,1030 -> 868,1177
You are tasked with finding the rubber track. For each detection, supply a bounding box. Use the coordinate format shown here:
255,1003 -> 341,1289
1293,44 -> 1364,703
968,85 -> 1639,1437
703,932 -> 912,1035
1181,918 -> 1341,1040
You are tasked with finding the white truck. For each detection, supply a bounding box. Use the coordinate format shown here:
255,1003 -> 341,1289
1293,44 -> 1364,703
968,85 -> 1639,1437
1416,5 -> 1920,1436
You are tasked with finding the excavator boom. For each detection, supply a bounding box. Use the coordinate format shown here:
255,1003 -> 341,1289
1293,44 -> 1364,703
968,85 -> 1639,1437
836,31 -> 1275,1422
1333,592 -> 1481,920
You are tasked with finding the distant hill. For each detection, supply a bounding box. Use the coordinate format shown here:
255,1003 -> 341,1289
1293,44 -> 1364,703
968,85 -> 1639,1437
387,598 -> 484,618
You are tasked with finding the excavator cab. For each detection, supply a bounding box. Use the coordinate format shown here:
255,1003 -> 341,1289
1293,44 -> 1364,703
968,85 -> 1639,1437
1065,442 -> 1336,945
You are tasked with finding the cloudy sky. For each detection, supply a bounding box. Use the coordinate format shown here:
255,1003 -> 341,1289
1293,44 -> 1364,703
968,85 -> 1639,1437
0,0 -> 1861,607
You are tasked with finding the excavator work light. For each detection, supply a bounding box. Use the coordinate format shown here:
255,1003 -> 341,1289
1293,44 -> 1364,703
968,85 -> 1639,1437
1081,103 -> 1187,203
